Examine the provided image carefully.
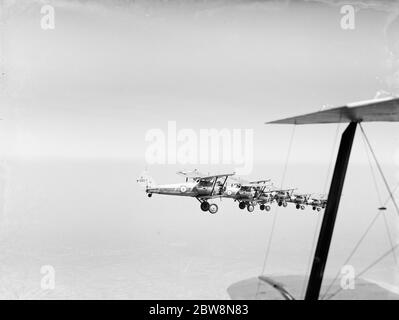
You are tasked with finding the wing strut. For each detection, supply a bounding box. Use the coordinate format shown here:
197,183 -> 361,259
305,121 -> 357,300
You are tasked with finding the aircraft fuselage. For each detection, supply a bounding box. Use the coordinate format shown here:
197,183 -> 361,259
147,182 -> 199,197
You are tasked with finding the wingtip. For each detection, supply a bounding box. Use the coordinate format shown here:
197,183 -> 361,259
265,120 -> 281,125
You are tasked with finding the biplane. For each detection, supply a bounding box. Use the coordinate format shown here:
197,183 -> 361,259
287,192 -> 311,210
225,178 -> 272,212
273,189 -> 296,208
306,194 -> 327,212
137,170 -> 235,214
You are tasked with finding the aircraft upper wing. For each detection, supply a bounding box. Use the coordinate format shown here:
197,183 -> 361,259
271,188 -> 296,192
176,169 -> 207,179
310,193 -> 327,200
249,179 -> 271,184
230,176 -> 249,184
266,97 -> 399,125
240,182 -> 271,188
177,170 -> 236,180
230,177 -> 271,185
199,173 -> 236,180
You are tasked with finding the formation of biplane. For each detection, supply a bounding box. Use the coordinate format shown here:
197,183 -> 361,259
137,96 -> 399,299
137,169 -> 327,214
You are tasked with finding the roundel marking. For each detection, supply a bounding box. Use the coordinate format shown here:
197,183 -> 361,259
180,186 -> 187,193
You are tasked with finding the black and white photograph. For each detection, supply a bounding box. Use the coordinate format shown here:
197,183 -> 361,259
1,0 -> 399,306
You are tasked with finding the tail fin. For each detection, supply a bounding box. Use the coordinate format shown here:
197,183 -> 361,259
136,171 -> 156,190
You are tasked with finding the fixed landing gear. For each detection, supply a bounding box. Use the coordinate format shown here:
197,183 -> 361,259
260,204 -> 271,212
209,203 -> 218,214
148,193 -> 152,198
317,207 -> 321,212
278,201 -> 287,207
247,204 -> 255,213
296,204 -> 300,209
200,201 -> 210,212
200,201 -> 218,214
239,202 -> 246,210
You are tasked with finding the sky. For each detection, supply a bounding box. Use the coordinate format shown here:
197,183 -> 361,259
0,0 -> 399,167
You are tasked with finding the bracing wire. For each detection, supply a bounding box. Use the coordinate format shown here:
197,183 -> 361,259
321,124 -> 399,299
324,242 -> 399,300
361,128 -> 383,204
360,123 -> 399,265
320,213 -> 381,299
359,126 -> 398,265
300,123 -> 341,299
382,213 -> 398,266
280,125 -> 297,187
388,183 -> 399,202
255,124 -> 296,299
359,123 -> 399,217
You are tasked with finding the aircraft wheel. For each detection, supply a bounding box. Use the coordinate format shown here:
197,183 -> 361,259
239,202 -> 246,210
317,207 -> 321,212
265,205 -> 271,212
147,193 -> 152,198
278,202 -> 283,207
301,205 -> 305,210
260,204 -> 265,211
283,202 -> 288,207
312,207 -> 316,211
296,204 -> 300,209
247,204 -> 255,213
200,201 -> 210,212
209,203 -> 218,214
